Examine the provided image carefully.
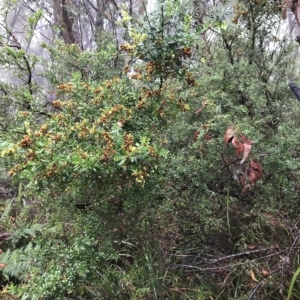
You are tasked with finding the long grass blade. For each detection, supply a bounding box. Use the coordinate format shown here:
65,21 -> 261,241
287,267 -> 300,300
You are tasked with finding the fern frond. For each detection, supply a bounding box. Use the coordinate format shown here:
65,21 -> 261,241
0,243 -> 34,281
8,222 -> 43,247
0,200 -> 13,227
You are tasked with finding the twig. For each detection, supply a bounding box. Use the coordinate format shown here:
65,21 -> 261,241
0,27 -> 34,104
0,232 -> 10,239
173,248 -> 294,272
206,247 -> 276,263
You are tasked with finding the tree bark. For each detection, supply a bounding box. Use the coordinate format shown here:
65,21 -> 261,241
52,0 -> 77,44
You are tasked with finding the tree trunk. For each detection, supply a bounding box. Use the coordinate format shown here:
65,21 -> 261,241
52,0 -> 77,44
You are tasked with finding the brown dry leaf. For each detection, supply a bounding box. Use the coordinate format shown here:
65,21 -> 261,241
262,269 -> 270,277
193,130 -> 200,142
195,102 -> 208,114
240,142 -> 251,164
231,137 -> 238,146
224,128 -> 234,144
240,135 -> 254,164
0,264 -> 6,269
195,107 -> 203,114
241,135 -> 255,145
247,245 -> 256,250
262,213 -> 279,226
0,249 -> 2,254
247,160 -> 262,185
250,269 -> 258,282
232,137 -> 244,156
239,173 -> 246,186
248,280 -> 255,288
204,134 -> 212,140
193,126 -> 212,142
237,148 -> 244,157
236,144 -> 244,156
263,213 -> 273,219
250,159 -> 262,176
248,169 -> 261,185
241,183 -> 251,195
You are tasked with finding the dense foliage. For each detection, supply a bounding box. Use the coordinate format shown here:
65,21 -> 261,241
0,0 -> 299,299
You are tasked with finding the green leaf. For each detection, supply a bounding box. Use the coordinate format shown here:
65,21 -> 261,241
287,267 -> 300,300
71,154 -> 81,165
0,141 -> 14,149
158,148 -> 169,158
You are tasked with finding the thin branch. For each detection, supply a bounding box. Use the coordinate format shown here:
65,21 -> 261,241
0,26 -> 34,100
86,0 -> 98,12
173,249 -> 290,272
0,128 -> 27,135
204,247 -> 277,263
109,0 -> 119,13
